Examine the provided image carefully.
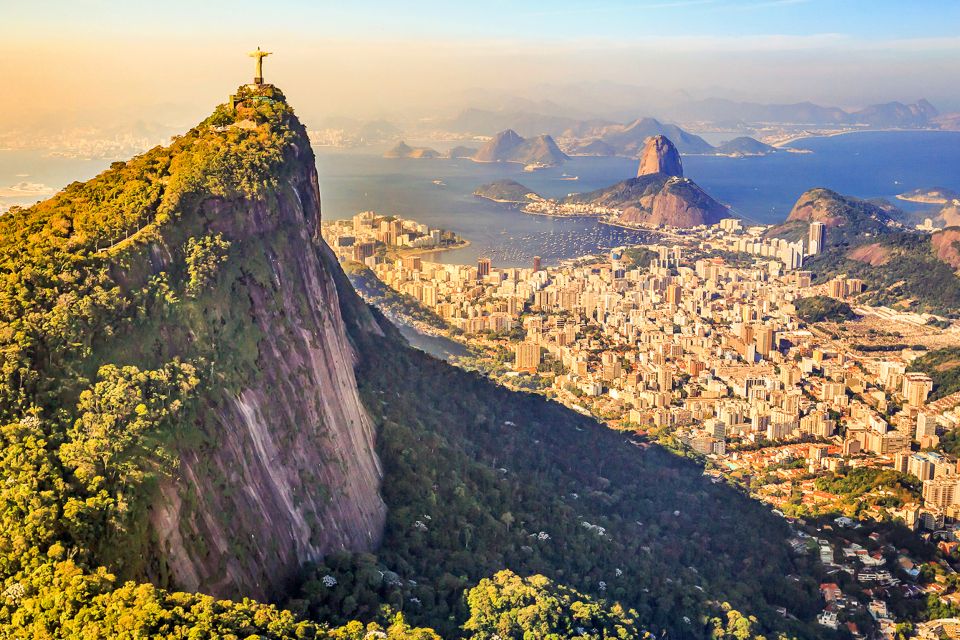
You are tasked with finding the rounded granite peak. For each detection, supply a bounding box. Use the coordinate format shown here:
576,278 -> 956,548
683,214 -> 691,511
637,134 -> 683,178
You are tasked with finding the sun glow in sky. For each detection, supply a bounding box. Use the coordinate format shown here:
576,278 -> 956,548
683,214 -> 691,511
2,1 -> 959,129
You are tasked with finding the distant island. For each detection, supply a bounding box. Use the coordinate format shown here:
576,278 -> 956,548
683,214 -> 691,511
473,179 -> 538,203
383,131 -> 568,166
475,136 -> 731,228
383,140 -> 441,159
447,145 -> 478,159
472,129 -> 569,167
897,187 -> 960,205
712,136 -> 779,157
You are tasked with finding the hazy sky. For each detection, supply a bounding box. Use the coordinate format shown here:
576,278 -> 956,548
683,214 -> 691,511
2,0 -> 960,130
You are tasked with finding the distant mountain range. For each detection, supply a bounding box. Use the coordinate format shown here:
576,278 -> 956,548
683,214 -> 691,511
445,109 -> 714,153
446,108 -> 594,139
442,110 -> 781,158
384,131 -> 568,167
670,99 -> 850,126
440,97 -> 952,144
569,117 -> 715,155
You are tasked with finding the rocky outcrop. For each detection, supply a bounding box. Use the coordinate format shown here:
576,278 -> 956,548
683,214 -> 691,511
933,112 -> 960,131
145,97 -> 386,601
847,242 -> 892,266
622,176 -> 727,227
637,135 -> 683,177
940,205 -> 960,227
472,129 -> 568,166
931,228 -> 960,270
565,172 -> 728,228
562,137 -> 726,227
767,188 -> 903,249
384,141 -> 440,159
785,188 -> 893,228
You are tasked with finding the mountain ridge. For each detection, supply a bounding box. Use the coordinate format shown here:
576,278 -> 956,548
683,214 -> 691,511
0,83 -> 828,639
471,129 -> 569,166
564,135 -> 729,227
768,188 -> 960,314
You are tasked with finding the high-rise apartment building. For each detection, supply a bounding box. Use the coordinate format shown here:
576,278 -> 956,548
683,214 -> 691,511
808,221 -> 826,255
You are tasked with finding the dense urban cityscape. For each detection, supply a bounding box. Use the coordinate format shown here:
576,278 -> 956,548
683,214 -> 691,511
6,2 -> 960,638
323,207 -> 960,638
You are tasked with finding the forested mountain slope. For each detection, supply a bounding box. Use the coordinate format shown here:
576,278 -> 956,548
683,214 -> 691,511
0,84 -> 829,639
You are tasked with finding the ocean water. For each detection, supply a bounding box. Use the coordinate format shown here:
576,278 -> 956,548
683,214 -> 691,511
690,130 -> 960,223
3,131 -> 959,267
313,150 -> 659,266
314,130 -> 960,265
0,149 -> 111,209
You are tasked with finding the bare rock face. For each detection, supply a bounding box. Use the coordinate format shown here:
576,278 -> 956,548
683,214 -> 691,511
637,135 -> 683,178
939,205 -> 960,227
148,122 -> 386,602
472,129 -> 569,166
931,228 -> 960,270
618,176 -> 727,227
785,188 -> 850,227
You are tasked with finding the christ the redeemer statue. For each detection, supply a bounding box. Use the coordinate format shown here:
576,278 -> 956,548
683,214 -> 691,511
249,47 -> 272,85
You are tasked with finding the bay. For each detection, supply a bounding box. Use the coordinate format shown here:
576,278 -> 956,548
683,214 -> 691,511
3,131 -> 958,268
314,130 -> 960,266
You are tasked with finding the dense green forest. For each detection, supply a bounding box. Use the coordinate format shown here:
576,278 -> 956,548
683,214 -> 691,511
802,233 -> 960,315
307,287 -> 833,639
766,190 -> 960,314
909,347 -> 960,400
0,84 -> 832,638
814,467 -> 921,502
0,83 -> 444,639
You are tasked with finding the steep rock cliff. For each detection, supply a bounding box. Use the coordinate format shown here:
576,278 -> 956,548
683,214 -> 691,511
472,129 -> 569,166
566,173 -> 728,228
637,135 -> 683,177
0,83 -> 386,603
0,83 -> 834,640
147,154 -> 386,601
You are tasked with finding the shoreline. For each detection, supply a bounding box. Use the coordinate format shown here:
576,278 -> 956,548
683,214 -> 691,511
392,239 -> 471,258
895,194 -> 958,206
598,218 -> 680,239
473,194 -> 527,205
770,126 -> 954,148
522,210 -> 601,220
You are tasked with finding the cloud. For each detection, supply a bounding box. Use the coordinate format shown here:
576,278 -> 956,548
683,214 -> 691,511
0,182 -> 55,198
725,0 -> 811,9
518,0 -> 717,18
